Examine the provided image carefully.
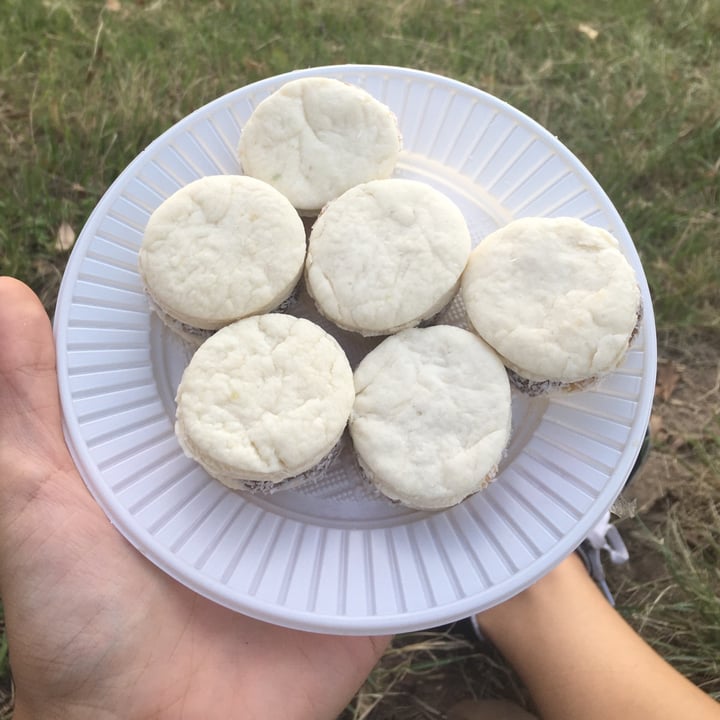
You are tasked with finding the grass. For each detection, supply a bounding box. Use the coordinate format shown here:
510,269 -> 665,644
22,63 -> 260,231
2,0 -> 719,324
620,514 -> 720,692
344,633 -> 530,719
1,0 -> 719,717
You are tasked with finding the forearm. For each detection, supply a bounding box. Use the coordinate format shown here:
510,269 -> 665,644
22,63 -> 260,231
477,554 -> 720,720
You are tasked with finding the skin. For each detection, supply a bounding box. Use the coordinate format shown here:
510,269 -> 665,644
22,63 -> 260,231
0,276 -> 390,720
476,554 -> 720,720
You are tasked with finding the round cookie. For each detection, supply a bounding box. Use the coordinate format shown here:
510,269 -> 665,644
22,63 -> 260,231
238,77 -> 401,213
175,314 -> 354,490
461,217 -> 641,392
138,175 -> 306,336
349,325 -> 512,510
305,179 -> 471,336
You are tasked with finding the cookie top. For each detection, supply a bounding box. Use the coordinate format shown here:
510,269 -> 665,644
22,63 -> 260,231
175,314 -> 354,486
305,179 -> 471,336
461,217 -> 641,383
138,175 -> 306,330
349,325 -> 512,510
237,77 -> 401,212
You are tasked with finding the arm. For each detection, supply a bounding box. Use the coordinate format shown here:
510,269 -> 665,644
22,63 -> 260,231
476,553 -> 720,720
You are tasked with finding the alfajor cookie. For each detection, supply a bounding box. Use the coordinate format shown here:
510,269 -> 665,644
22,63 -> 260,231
237,77 -> 401,213
305,178 -> 472,336
138,175 -> 306,342
461,217 -> 641,394
349,325 -> 512,510
175,314 -> 354,491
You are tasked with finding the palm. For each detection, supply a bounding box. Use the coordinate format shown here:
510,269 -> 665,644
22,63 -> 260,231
0,278 -> 388,720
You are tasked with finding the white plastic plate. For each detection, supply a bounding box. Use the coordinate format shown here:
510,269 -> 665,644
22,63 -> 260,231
54,65 -> 656,635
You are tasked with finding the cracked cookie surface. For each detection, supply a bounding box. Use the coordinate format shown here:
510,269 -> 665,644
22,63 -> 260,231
139,175 -> 306,331
238,77 -> 401,213
175,314 -> 354,486
461,217 -> 641,386
305,178 -> 471,336
349,325 -> 512,510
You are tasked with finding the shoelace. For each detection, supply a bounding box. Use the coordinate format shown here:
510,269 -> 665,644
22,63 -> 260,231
579,510 -> 629,606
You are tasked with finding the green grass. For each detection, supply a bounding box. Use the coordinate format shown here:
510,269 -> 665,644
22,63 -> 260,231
1,0 -> 719,717
2,0 -> 719,324
613,509 -> 720,694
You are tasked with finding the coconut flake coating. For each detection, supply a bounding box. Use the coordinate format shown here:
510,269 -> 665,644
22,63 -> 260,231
138,175 -> 306,330
237,77 -> 401,212
461,217 -> 641,384
349,325 -> 512,510
305,179 -> 472,336
175,314 -> 354,485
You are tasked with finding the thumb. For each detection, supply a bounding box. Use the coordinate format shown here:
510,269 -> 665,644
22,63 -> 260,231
0,277 -> 92,538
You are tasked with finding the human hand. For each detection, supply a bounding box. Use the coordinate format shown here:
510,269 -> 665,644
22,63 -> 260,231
0,277 -> 389,720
